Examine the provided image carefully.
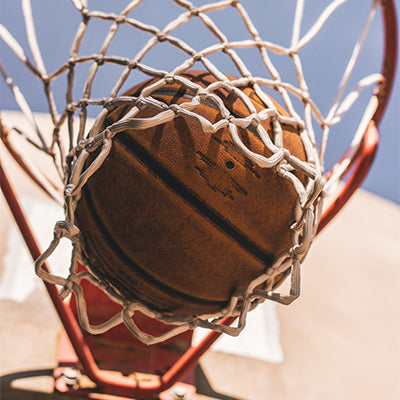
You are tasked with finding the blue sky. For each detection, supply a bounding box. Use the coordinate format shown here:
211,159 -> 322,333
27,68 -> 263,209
1,1 -> 398,203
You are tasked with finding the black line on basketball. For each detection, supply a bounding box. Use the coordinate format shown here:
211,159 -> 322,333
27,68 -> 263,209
80,183 -> 228,308
116,133 -> 274,267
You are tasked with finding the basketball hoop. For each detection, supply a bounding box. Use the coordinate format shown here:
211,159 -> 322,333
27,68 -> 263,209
0,0 -> 397,397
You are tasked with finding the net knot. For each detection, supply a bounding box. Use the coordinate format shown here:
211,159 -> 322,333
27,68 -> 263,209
301,91 -> 310,103
128,60 -> 138,70
54,220 -> 80,239
77,99 -> 89,109
194,87 -> 208,98
67,103 -> 76,113
169,104 -> 181,114
135,97 -> 147,109
164,74 -> 175,85
190,7 -> 200,17
42,75 -> 50,86
272,80 -> 282,92
222,43 -> 232,53
116,15 -> 127,24
274,156 -> 291,175
226,114 -> 235,123
157,32 -> 167,42
291,244 -> 305,258
250,113 -> 261,128
76,136 -> 98,153
193,52 -> 203,62
81,8 -> 90,22
67,58 -> 76,68
246,77 -> 257,87
282,148 -> 291,159
77,138 -> 90,150
86,136 -> 102,152
96,56 -> 105,66
255,38 -> 264,49
59,280 -> 74,300
231,0 -> 240,7
103,127 -> 113,139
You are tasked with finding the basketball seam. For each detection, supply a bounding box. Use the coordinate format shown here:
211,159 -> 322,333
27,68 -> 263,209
80,77 -> 285,310
80,187 -> 228,308
116,133 -> 275,266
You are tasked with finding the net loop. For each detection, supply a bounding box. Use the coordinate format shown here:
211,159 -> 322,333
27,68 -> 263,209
0,0 -> 394,345
54,220 -> 80,240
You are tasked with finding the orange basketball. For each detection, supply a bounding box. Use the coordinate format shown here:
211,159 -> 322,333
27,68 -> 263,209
75,71 -> 307,316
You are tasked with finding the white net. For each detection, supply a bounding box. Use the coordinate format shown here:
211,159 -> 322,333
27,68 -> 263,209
0,0 -> 387,344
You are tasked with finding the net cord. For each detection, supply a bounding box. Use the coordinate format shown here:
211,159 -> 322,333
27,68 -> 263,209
0,0 -> 392,344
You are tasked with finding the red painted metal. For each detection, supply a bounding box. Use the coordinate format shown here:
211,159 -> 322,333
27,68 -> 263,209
2,116 -> 380,396
69,262 -> 194,376
374,0 -> 398,126
317,121 -> 379,233
0,1 -> 397,398
1,158 -> 233,398
318,0 -> 397,231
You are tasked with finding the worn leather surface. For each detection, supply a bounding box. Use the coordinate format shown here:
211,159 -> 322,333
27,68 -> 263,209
75,71 -> 307,315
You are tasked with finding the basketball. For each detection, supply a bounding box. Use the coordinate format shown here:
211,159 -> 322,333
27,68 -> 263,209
75,71 -> 307,316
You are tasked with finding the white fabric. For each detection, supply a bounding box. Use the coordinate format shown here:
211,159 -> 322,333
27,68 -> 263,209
0,196 -> 71,302
193,301 -> 284,363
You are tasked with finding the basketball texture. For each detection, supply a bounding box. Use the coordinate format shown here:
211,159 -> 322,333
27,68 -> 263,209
75,71 -> 307,316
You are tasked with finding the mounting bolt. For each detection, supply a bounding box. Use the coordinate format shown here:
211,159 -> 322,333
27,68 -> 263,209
60,367 -> 81,388
169,384 -> 191,400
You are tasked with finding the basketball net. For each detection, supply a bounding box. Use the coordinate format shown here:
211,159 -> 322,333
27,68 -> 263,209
0,0 -> 396,344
